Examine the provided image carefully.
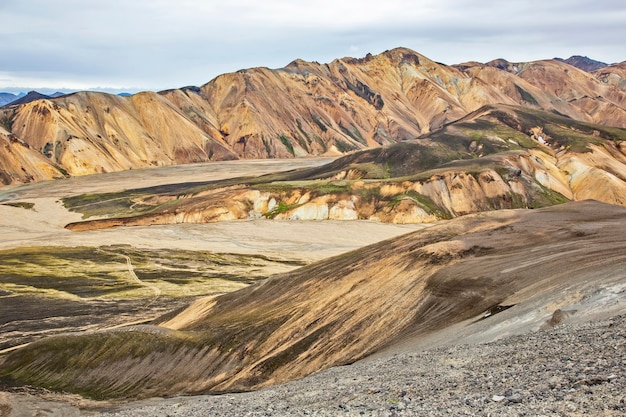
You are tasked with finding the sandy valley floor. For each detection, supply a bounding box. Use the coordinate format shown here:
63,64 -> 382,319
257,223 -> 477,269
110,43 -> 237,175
0,158 -> 426,260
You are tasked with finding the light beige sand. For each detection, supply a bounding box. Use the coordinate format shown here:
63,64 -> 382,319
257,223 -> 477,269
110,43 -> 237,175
0,157 -> 428,263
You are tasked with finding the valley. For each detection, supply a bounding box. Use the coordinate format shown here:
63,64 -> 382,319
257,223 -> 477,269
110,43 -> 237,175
0,157 -> 426,357
0,48 -> 625,416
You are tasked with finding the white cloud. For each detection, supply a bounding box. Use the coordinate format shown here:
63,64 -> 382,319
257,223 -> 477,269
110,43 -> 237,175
0,0 -> 624,92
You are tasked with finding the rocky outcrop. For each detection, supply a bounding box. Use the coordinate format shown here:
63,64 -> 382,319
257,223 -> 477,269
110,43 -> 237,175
594,61 -> 626,91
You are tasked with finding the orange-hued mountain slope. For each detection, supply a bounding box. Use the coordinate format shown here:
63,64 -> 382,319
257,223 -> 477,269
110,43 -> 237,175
1,47 -> 624,185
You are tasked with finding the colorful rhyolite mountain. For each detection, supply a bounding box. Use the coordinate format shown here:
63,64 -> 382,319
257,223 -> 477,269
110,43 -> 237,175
0,47 -> 624,185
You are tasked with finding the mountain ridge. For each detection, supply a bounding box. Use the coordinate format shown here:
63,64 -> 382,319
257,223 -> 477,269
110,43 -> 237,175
0,47 -> 624,185
53,103 -> 626,233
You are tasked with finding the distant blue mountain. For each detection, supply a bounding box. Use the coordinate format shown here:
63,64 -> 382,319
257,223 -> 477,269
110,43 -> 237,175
0,92 -> 18,106
0,91 -> 72,107
4,91 -> 52,106
0,90 -> 134,107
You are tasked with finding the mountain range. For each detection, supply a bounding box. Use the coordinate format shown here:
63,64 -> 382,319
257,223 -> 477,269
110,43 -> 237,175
0,48 -> 624,186
0,93 -> 21,107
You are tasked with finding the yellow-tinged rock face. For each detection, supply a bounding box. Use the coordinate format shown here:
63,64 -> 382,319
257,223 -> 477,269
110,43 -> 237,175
0,128 -> 66,184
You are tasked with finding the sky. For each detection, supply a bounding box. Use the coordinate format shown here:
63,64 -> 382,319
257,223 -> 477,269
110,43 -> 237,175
1,0 -> 625,94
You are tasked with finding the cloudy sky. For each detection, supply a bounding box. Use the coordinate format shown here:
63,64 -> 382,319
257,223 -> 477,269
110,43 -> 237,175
1,0 -> 624,94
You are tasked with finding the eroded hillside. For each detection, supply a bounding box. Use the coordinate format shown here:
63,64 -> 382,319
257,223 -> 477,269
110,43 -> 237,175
1,48 -> 624,184
59,105 -> 626,231
1,200 -> 624,400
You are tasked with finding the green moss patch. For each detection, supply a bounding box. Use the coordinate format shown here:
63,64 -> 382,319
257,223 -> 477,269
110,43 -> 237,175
1,201 -> 35,210
0,245 -> 306,300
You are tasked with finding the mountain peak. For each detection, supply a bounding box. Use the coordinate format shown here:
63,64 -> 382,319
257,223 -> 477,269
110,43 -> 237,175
554,55 -> 608,72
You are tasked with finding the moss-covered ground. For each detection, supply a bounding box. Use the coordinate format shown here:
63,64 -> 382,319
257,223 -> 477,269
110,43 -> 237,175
0,245 -> 306,351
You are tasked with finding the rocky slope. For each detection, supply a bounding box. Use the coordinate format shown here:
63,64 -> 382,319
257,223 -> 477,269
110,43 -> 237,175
595,61 -> 626,91
0,48 -> 624,185
92,315 -> 626,417
0,126 -> 66,184
1,200 -> 625,401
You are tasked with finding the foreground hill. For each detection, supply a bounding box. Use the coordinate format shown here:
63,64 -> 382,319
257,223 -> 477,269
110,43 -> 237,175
1,200 -> 624,400
0,48 -> 624,185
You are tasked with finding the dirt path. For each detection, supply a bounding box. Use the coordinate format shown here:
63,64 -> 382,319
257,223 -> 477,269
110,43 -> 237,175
0,342 -> 31,355
96,248 -> 162,306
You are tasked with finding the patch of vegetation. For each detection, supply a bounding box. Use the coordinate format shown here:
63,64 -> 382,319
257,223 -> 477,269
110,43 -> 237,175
0,247 -> 137,298
357,186 -> 382,202
263,201 -> 300,218
62,191 -> 143,219
261,134 -> 272,157
312,134 -> 328,152
0,112 -> 14,133
334,138 -> 357,153
327,141 -> 463,180
311,114 -> 328,132
456,119 -> 537,153
528,182 -> 570,208
383,162 -> 392,179
0,245 -> 305,300
550,109 -> 571,118
292,121 -> 310,151
485,191 -> 527,210
338,122 -> 366,145
387,191 -> 451,219
61,174 -> 273,220
254,179 -> 353,198
311,180 -> 352,195
507,106 -> 626,152
253,181 -> 298,193
1,201 -> 35,210
279,134 -> 295,156
295,119 -> 310,141
515,84 -> 539,106
542,123 -> 603,153
0,330 -> 201,400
